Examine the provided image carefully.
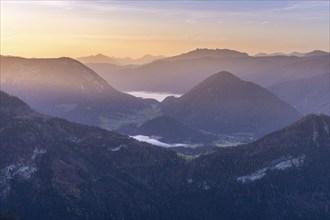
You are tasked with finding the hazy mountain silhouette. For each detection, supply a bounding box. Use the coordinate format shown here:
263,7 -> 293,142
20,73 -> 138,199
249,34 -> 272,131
0,56 -> 154,129
88,48 -> 329,93
84,62 -> 141,86
254,52 -> 287,57
304,50 -> 329,57
1,91 -> 328,219
77,54 -> 165,65
288,51 -> 306,57
167,48 -> 249,61
113,54 -> 166,65
268,73 -> 330,115
254,50 -> 329,57
161,71 -> 301,137
76,54 -> 119,65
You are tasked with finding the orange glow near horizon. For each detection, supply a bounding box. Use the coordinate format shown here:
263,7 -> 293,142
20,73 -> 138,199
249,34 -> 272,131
1,1 -> 329,59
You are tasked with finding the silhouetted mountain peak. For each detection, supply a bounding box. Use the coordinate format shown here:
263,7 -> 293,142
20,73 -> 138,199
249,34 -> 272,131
0,56 -> 118,95
95,53 -> 107,57
0,56 -> 151,128
76,54 -> 118,65
188,48 -> 249,57
162,71 -> 300,137
201,71 -> 240,84
304,50 -> 329,57
168,48 -> 249,61
141,54 -> 158,59
186,71 -> 244,94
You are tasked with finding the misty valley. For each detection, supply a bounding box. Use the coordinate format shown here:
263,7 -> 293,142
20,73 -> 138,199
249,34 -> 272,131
1,50 -> 328,148
124,91 -> 182,102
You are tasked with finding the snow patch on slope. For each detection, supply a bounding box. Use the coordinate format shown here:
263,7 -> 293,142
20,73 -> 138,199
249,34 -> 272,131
313,130 -> 318,143
110,145 -> 126,152
237,155 -> 305,184
0,148 -> 46,196
323,121 -> 329,134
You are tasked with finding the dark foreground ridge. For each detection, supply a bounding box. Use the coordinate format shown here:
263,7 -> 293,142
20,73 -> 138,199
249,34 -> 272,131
1,91 -> 329,220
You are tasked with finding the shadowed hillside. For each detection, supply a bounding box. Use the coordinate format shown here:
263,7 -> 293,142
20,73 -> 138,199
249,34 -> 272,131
1,91 -> 328,219
0,56 -> 156,129
161,71 -> 301,137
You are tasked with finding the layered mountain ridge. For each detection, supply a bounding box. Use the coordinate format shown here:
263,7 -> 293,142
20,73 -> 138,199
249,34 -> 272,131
167,48 -> 249,61
77,54 -> 165,65
88,48 -> 329,93
268,73 -> 330,115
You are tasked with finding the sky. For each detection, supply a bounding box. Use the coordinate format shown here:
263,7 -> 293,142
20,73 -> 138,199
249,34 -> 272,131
1,0 -> 329,58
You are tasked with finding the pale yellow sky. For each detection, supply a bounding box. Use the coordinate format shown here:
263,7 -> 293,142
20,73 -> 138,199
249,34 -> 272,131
1,1 -> 329,58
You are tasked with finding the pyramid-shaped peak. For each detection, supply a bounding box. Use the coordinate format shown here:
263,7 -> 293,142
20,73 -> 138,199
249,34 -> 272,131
94,53 -> 109,58
207,71 -> 240,81
196,71 -> 242,88
184,71 -> 244,95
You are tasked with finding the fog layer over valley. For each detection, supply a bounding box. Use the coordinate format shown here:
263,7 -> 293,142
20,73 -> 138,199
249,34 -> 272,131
125,91 -> 182,102
131,135 -> 188,148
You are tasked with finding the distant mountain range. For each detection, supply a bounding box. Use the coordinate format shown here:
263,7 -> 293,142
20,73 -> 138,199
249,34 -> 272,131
255,50 -> 329,57
88,48 -> 329,94
268,73 -> 330,115
304,50 -> 330,57
161,71 -> 301,138
77,54 -> 165,65
1,53 -> 327,143
1,91 -> 329,220
0,54 -> 305,142
113,54 -> 166,65
117,71 -> 303,143
0,56 -> 155,129
76,54 -> 119,65
167,48 -> 249,60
